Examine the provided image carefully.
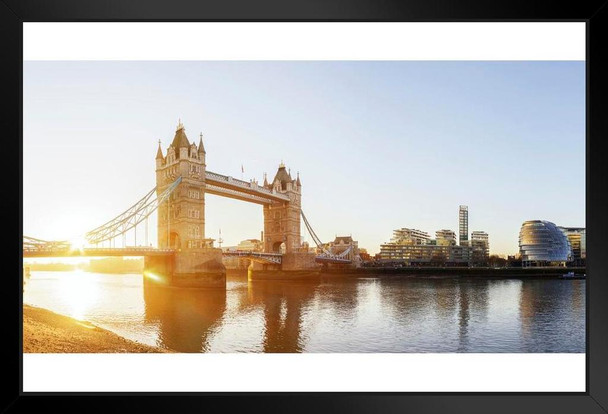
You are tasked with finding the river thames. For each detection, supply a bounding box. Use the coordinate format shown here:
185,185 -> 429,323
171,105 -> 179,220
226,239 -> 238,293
23,271 -> 585,353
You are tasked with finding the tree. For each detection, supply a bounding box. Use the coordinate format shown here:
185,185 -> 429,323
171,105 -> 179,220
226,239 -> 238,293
488,254 -> 507,268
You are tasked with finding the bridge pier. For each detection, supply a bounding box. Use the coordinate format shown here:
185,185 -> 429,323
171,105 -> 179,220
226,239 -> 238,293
248,252 -> 321,281
144,248 -> 226,288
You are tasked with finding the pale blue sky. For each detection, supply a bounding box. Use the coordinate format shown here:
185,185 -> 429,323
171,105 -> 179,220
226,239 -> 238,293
23,61 -> 585,255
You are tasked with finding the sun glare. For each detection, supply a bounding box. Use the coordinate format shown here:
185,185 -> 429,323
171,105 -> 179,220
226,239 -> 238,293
68,235 -> 87,252
58,270 -> 100,320
143,271 -> 164,283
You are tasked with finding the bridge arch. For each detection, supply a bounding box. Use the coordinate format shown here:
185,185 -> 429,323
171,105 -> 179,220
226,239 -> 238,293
271,241 -> 286,254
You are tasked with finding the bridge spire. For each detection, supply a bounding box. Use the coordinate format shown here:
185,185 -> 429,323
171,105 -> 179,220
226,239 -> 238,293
296,172 -> 301,186
272,162 -> 291,188
198,132 -> 205,154
156,140 -> 164,159
170,120 -> 191,158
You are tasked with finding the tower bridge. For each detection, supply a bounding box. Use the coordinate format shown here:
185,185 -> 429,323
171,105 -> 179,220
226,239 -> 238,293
23,121 -> 355,288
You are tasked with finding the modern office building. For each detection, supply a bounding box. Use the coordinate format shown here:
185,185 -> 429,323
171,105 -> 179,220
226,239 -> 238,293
380,243 -> 471,266
519,220 -> 571,267
390,228 -> 431,245
459,205 -> 469,246
379,227 -> 471,265
471,231 -> 489,244
379,242 -> 471,265
471,231 -> 489,265
436,229 -> 457,246
558,227 -> 586,265
379,204 -> 479,266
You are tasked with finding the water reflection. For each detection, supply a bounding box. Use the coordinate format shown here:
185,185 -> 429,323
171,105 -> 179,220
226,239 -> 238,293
143,283 -> 227,352
457,280 -> 490,351
23,271 -> 585,353
364,278 -> 490,352
58,270 -> 101,320
142,275 -> 320,352
246,279 -> 320,353
518,280 -> 585,352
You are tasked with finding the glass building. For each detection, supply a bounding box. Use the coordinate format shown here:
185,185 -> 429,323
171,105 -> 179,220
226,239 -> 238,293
519,220 -> 571,267
459,205 -> 469,246
558,227 -> 586,266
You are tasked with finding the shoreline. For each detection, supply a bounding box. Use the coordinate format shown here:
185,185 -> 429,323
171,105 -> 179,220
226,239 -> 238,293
27,266 -> 586,279
319,266 -> 586,278
23,305 -> 170,353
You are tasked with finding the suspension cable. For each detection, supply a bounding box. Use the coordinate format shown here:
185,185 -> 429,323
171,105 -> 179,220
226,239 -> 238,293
85,177 -> 182,245
300,210 -> 352,259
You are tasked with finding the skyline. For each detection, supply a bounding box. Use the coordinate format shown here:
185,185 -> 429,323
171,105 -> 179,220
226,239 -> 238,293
23,61 -> 585,255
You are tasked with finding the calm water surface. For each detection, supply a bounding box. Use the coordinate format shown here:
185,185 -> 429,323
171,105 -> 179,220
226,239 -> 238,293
23,271 -> 585,353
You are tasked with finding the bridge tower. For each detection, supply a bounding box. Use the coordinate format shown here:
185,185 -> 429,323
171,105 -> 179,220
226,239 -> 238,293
251,163 -> 318,279
263,163 -> 302,254
155,121 -> 207,250
147,121 -> 225,288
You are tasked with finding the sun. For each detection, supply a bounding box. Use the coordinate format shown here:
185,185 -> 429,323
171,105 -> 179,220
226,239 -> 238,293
68,235 -> 87,252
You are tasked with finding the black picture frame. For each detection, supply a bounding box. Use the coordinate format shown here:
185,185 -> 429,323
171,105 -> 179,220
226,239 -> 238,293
3,1 -> 607,413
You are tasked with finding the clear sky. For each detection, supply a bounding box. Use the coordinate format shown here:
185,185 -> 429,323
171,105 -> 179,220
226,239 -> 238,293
23,61 -> 585,255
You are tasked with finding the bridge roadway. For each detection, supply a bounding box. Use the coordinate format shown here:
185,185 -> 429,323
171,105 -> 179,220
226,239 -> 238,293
222,250 -> 283,264
22,247 -> 287,264
204,170 -> 290,205
23,247 -> 351,265
22,247 -> 176,258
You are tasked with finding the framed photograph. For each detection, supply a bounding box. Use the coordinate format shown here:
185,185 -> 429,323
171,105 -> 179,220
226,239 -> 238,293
5,1 -> 608,412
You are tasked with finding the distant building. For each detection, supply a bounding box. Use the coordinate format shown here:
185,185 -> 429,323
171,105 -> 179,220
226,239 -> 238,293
519,220 -> 571,267
222,238 -> 263,270
390,228 -> 431,245
459,205 -> 469,246
236,239 -> 263,252
327,236 -> 360,262
558,227 -> 586,266
301,241 -> 316,254
471,231 -> 489,265
379,243 -> 471,265
359,248 -> 372,262
380,227 -> 470,266
436,229 -> 457,246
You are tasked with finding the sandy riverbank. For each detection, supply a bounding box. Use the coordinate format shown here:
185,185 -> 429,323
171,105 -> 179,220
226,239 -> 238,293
23,305 -> 170,353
